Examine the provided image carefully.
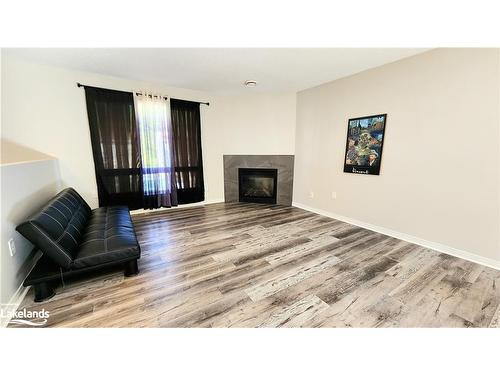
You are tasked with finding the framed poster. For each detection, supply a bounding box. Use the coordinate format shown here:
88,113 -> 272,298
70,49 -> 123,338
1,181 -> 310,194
343,114 -> 387,175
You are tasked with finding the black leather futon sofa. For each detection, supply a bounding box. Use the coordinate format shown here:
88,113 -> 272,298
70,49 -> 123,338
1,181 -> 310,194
16,188 -> 141,302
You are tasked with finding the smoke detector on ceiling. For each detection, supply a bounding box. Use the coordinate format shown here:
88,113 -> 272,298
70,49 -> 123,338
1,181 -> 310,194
244,80 -> 257,87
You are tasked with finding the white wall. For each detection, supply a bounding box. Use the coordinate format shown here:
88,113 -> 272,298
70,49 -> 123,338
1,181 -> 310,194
0,158 -> 62,308
204,92 -> 296,200
294,48 -> 500,266
1,54 -> 296,207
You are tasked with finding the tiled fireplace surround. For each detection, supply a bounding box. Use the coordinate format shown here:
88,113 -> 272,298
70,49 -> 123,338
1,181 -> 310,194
223,155 -> 294,206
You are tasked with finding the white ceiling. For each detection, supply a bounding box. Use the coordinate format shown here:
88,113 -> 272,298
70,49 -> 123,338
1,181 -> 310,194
4,48 -> 429,94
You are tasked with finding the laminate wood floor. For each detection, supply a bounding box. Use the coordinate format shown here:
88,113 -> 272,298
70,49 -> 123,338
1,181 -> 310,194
11,203 -> 500,327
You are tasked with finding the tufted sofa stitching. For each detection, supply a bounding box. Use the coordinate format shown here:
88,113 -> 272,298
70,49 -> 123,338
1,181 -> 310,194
75,246 -> 139,261
31,222 -> 73,263
17,188 -> 140,280
54,200 -> 84,242
40,212 -> 64,230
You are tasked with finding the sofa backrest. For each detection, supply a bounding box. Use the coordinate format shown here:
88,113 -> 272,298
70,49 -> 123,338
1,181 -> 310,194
16,188 -> 91,269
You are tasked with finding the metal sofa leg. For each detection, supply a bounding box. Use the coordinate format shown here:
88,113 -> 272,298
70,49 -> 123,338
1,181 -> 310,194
124,259 -> 139,277
33,281 -> 56,302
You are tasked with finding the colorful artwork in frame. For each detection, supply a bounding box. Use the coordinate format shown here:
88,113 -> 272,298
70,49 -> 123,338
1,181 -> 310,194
343,114 -> 387,175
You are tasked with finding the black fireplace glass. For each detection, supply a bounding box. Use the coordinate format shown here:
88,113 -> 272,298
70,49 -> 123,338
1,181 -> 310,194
238,168 -> 278,204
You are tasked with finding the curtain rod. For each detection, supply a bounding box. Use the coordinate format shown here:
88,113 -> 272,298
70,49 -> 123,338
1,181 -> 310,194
76,83 -> 210,106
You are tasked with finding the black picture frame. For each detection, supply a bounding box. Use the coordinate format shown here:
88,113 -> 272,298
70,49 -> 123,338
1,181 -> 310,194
343,114 -> 387,175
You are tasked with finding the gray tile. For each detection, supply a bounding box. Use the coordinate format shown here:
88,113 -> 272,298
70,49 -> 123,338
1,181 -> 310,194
223,155 -> 294,206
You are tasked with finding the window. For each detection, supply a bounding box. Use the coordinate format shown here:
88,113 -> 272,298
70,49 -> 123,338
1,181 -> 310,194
135,96 -> 175,196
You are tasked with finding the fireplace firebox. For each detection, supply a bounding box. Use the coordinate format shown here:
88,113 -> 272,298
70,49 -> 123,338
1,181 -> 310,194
238,168 -> 278,204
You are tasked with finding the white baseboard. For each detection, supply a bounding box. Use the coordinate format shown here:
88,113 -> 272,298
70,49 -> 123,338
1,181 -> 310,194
1,284 -> 31,328
1,250 -> 42,328
293,201 -> 500,271
130,199 -> 224,215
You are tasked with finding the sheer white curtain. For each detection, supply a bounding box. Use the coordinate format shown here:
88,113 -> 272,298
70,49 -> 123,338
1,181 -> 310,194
134,92 -> 178,209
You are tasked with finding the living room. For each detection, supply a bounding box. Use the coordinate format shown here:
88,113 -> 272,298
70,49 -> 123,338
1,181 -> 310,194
1,1 -> 499,373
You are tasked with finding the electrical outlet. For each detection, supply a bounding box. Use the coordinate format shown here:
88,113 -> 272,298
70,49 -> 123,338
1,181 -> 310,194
331,191 -> 337,199
309,191 -> 314,199
8,238 -> 16,257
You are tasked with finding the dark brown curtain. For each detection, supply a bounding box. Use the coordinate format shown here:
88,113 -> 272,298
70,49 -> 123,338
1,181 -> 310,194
84,86 -> 143,209
170,99 -> 205,204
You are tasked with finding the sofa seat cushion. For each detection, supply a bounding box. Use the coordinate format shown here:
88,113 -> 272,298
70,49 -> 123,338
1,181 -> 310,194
72,206 -> 140,269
